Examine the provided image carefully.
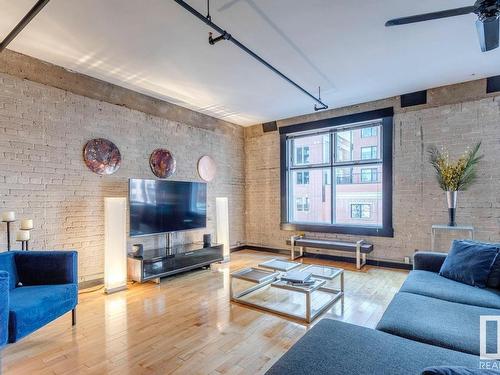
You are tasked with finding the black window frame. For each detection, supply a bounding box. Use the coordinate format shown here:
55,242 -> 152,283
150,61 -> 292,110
280,107 -> 394,237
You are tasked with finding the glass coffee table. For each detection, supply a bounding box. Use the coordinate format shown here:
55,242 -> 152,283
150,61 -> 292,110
230,262 -> 344,323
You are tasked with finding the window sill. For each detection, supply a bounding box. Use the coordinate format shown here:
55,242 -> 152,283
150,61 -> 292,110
280,222 -> 394,238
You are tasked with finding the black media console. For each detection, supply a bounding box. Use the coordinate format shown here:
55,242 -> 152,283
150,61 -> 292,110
127,243 -> 223,283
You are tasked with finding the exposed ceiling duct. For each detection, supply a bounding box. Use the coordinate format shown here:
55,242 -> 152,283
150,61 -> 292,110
0,0 -> 50,52
0,0 -> 329,112
172,0 -> 328,111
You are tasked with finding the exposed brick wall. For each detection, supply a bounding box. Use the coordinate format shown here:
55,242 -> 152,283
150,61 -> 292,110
1,50 -> 499,276
245,80 -> 500,263
0,72 -> 245,282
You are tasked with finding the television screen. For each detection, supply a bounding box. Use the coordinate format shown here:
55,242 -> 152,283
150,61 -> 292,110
129,179 -> 207,237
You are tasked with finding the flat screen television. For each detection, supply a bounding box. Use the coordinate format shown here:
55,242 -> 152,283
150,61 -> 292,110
129,179 -> 207,237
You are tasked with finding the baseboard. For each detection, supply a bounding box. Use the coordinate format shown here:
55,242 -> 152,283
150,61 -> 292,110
230,245 -> 247,252
237,245 -> 412,270
240,245 -> 290,255
303,252 -> 412,270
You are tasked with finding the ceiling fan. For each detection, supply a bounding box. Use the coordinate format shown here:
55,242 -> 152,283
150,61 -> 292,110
385,0 -> 500,52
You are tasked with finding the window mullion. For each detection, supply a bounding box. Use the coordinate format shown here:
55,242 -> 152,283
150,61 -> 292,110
331,131 -> 335,225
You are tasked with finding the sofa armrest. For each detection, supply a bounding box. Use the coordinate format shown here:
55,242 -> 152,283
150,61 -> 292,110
413,251 -> 447,273
14,251 -> 78,285
0,270 -> 9,347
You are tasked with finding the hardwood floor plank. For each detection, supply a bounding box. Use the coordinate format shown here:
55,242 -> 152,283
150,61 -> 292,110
1,250 -> 407,375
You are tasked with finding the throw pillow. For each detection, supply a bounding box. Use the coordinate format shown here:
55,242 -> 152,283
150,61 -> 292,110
439,240 -> 499,288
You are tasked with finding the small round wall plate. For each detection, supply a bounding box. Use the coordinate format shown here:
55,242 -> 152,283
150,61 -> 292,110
150,149 -> 176,178
83,138 -> 121,175
198,155 -> 216,182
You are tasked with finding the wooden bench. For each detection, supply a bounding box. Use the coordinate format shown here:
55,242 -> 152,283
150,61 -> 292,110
286,236 -> 374,269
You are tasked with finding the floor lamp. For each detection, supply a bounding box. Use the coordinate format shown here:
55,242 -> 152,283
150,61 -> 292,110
104,197 -> 128,294
216,197 -> 230,262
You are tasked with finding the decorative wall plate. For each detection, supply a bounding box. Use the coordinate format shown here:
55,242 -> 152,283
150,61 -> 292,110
198,155 -> 216,182
150,149 -> 176,178
83,138 -> 121,175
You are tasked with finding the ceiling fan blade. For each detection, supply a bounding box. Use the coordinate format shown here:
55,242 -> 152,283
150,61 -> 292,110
476,17 -> 499,52
385,6 -> 475,26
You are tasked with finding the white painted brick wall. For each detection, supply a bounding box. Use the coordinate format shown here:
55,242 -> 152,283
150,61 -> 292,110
0,73 -> 245,282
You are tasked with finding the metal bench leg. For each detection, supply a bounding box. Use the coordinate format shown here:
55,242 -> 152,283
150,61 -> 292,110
290,235 -> 303,260
356,240 -> 365,270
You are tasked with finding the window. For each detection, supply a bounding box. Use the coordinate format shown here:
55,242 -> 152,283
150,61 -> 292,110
296,197 -> 310,212
296,171 -> 310,185
280,107 -> 393,237
361,127 -> 377,138
361,146 -> 378,160
336,167 -> 353,184
361,168 -> 378,183
295,146 -> 310,164
351,204 -> 371,219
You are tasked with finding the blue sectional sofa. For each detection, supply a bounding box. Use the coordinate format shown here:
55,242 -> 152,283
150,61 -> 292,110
0,251 -> 78,344
266,251 -> 500,374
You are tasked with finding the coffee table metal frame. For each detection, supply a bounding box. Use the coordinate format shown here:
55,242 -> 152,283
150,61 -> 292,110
230,264 -> 344,323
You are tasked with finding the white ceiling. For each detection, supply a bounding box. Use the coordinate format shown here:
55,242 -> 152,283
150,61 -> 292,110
1,0 -> 500,126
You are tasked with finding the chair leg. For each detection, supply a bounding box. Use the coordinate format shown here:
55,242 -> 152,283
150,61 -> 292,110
72,309 -> 76,326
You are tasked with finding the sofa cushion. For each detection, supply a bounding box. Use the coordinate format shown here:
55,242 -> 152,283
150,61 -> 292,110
0,252 -> 18,290
266,319 -> 481,375
401,270 -> 500,309
376,292 -> 500,355
0,271 -> 9,347
439,240 -> 499,288
8,284 -> 77,342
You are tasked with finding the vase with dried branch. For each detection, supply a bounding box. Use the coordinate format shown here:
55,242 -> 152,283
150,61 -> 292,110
428,142 -> 483,226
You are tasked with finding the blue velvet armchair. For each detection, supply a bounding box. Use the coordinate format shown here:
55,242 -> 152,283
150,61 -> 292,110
0,251 -> 78,344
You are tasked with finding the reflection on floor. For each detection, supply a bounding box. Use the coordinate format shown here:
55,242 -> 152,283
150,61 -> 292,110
1,250 -> 408,375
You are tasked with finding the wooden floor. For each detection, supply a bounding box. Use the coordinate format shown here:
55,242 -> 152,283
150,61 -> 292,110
1,250 -> 408,375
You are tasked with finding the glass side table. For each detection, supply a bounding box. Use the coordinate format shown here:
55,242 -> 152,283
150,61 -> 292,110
431,224 -> 474,251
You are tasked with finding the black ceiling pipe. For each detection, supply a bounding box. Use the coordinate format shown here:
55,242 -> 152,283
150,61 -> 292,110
0,0 -> 51,52
172,0 -> 328,110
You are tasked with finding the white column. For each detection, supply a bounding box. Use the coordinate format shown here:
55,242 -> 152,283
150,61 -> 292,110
216,197 -> 230,262
104,197 -> 128,294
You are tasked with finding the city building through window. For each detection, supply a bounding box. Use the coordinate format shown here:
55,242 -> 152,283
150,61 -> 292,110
280,108 -> 393,237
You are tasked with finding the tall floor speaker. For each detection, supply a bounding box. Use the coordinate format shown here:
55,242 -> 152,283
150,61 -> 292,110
216,197 -> 230,262
104,197 -> 128,294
